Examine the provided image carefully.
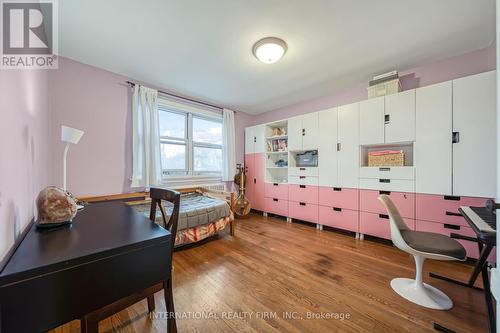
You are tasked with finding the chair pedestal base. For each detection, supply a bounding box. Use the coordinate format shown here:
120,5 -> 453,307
391,278 -> 453,310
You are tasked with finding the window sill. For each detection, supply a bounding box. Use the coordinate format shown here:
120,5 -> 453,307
161,175 -> 224,189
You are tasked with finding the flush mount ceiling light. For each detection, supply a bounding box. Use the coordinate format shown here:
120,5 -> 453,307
252,37 -> 287,64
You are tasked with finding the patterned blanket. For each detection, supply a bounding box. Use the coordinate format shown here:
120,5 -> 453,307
129,192 -> 233,246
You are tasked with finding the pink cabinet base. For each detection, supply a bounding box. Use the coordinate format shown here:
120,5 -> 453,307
264,197 -> 289,217
288,185 -> 319,205
318,187 -> 359,210
360,190 -> 415,219
359,212 -> 415,240
264,183 -> 289,200
289,201 -> 318,223
319,206 -> 358,232
416,194 -> 489,227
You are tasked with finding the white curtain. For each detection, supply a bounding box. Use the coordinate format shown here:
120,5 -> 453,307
222,108 -> 236,182
131,85 -> 162,188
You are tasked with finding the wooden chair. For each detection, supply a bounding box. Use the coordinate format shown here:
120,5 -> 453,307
80,188 -> 180,333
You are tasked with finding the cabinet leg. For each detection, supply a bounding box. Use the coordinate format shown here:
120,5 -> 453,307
263,212 -> 268,217
359,233 -> 364,241
316,224 -> 323,230
286,217 -> 292,223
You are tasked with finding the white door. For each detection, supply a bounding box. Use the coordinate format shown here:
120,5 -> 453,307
253,125 -> 266,154
359,96 -> 385,145
452,70 -> 496,198
245,126 -> 254,154
415,81 -> 453,195
385,89 -> 416,143
287,116 -> 303,151
318,108 -> 338,186
302,112 -> 319,150
338,103 -> 360,188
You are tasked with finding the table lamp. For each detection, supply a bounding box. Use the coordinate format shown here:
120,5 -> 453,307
61,125 -> 84,191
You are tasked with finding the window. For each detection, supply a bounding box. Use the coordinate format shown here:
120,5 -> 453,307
159,100 -> 223,179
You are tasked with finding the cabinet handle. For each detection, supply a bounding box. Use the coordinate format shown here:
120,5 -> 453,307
299,185 -> 306,188
452,131 -> 460,143
379,167 -> 391,171
273,183 -> 279,186
384,114 -> 390,123
445,211 -> 462,217
337,143 -> 341,151
299,167 -> 306,171
444,195 -> 460,201
444,223 -> 460,230
379,179 -> 390,183
254,137 -> 256,143
333,187 -> 342,191
254,178 -> 256,184
299,202 -> 306,206
379,190 -> 391,195
333,207 -> 342,212
273,198 -> 279,202
302,128 -> 305,136
299,176 -> 306,179
379,214 -> 389,219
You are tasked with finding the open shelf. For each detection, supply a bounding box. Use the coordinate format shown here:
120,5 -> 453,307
265,120 -> 288,154
360,142 -> 414,167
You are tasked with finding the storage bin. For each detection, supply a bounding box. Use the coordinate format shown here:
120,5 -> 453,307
368,150 -> 404,167
367,78 -> 401,99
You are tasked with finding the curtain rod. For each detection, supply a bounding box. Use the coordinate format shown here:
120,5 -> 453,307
126,80 -> 226,112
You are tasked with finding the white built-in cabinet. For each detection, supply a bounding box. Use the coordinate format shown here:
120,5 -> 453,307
244,125 -> 265,154
338,103 -> 360,188
415,70 -> 496,198
318,107 -> 338,186
415,81 -> 453,195
452,71 -> 496,198
359,90 -> 415,145
385,89 -> 416,143
360,96 -> 385,145
287,113 -> 319,151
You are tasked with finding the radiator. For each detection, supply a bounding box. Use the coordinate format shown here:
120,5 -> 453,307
200,183 -> 226,191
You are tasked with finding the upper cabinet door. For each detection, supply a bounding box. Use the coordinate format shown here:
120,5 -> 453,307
385,89 -> 415,143
359,96 -> 385,145
302,112 -> 319,150
415,81 -> 453,195
318,108 -> 338,187
452,70 -> 496,198
287,116 -> 303,151
253,125 -> 266,153
338,103 -> 360,189
245,126 -> 254,154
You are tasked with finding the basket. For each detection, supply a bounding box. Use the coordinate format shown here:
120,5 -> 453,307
368,151 -> 404,167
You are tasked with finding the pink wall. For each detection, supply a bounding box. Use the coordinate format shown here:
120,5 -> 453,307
50,57 -> 253,196
252,45 -> 496,125
0,70 -> 51,260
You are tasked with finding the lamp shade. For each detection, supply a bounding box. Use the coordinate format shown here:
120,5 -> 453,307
61,126 -> 84,144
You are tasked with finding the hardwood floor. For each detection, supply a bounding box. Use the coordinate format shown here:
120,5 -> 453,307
52,213 -> 488,333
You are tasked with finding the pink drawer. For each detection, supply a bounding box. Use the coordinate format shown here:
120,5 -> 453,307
318,206 -> 358,232
264,183 -> 288,200
289,201 -> 318,223
288,185 -> 318,205
416,220 -> 496,261
318,187 -> 359,210
360,190 -> 415,219
359,212 -> 415,240
416,194 -> 489,227
264,197 -> 288,217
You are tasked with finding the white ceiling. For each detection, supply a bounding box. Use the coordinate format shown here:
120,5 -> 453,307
59,0 -> 495,114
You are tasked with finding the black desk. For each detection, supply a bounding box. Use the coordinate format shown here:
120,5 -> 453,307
0,202 -> 172,333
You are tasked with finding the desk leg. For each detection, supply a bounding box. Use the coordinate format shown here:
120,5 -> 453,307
147,295 -> 156,313
164,277 -> 177,333
80,316 -> 98,333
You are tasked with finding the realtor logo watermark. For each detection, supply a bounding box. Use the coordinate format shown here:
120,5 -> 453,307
1,0 -> 58,69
